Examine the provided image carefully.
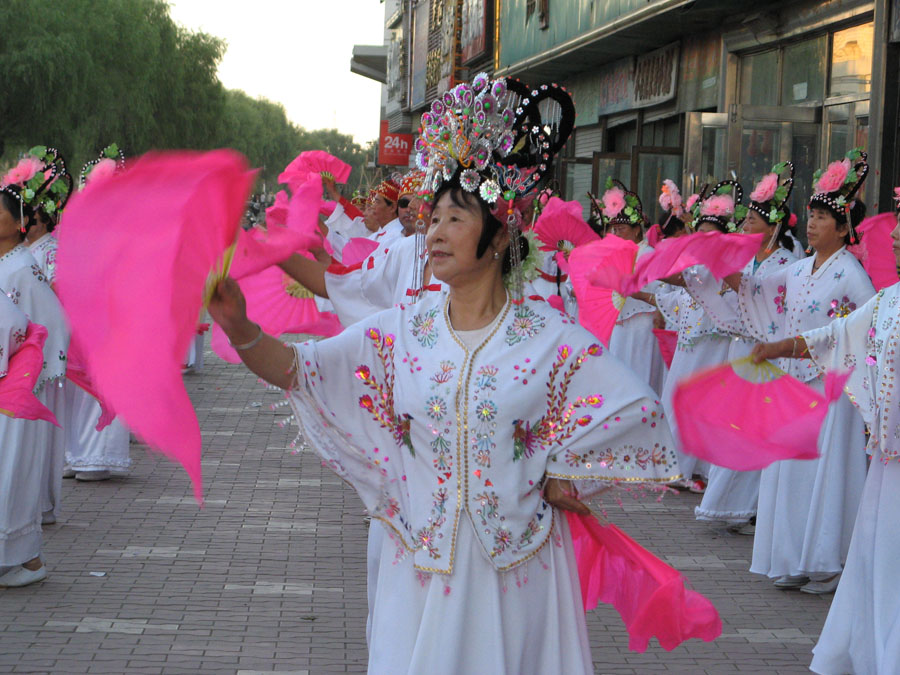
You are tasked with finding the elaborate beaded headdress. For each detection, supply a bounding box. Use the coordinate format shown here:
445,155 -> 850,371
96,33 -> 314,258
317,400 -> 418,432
695,180 -> 747,233
596,178 -> 645,234
1,146 -> 73,220
80,143 -> 126,188
398,170 -> 425,198
413,72 -> 575,300
748,161 -> 794,251
809,148 -> 868,244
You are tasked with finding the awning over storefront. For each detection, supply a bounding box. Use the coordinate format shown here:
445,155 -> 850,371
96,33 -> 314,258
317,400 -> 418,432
351,45 -> 387,84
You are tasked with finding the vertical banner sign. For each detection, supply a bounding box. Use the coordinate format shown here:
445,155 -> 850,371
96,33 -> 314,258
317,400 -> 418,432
378,120 -> 414,166
410,0 -> 430,108
461,0 -> 488,63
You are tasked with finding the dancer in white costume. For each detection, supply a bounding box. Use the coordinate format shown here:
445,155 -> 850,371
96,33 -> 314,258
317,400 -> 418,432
211,74 -> 680,673
682,165 -> 801,530
605,180 -> 670,397
638,181 -> 749,488
721,150 -> 873,593
0,187 -> 67,587
752,209 -> 900,672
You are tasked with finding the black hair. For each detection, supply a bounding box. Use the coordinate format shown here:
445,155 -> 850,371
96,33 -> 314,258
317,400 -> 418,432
33,207 -> 57,233
774,206 -> 795,251
433,182 -> 529,275
659,213 -> 686,238
809,199 -> 866,245
696,216 -> 729,233
0,190 -> 32,241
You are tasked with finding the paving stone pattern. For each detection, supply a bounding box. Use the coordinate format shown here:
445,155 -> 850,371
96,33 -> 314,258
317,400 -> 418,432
0,338 -> 833,673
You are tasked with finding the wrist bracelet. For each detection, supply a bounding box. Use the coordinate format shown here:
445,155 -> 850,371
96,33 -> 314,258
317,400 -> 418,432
229,323 -> 264,351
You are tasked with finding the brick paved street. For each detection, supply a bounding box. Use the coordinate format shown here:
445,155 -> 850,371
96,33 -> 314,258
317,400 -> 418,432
0,337 -> 833,674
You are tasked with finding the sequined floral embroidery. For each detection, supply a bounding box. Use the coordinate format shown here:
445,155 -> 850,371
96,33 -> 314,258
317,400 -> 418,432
414,488 -> 448,559
828,296 -> 856,319
409,308 -> 440,348
355,328 -> 416,455
511,343 -> 604,461
774,285 -> 787,314
505,305 -> 545,346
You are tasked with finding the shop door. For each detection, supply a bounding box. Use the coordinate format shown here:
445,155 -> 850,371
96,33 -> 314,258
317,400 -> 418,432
630,146 -> 682,224
684,112 -> 729,194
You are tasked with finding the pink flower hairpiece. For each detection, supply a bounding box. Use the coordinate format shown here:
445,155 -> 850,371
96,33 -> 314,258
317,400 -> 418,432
1,157 -> 44,187
84,158 -> 118,186
815,158 -> 851,194
750,173 -> 778,203
601,187 -> 626,219
788,213 -> 798,228
658,179 -> 683,217
700,194 -> 734,217
685,194 -> 700,211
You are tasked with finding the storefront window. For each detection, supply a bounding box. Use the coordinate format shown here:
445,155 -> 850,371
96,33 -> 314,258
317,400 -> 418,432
608,122 -> 637,153
740,50 -> 779,106
700,126 -> 727,188
781,36 -> 826,104
830,23 -> 873,97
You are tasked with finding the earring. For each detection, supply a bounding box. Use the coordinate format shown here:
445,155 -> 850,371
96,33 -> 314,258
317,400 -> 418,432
493,251 -> 500,260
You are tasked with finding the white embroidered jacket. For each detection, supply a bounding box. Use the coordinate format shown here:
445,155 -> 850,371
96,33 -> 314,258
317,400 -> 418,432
289,293 -> 679,575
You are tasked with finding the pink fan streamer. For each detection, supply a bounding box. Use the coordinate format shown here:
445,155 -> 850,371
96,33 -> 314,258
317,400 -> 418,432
568,236 -> 639,346
590,231 -> 763,296
652,329 -> 677,368
672,362 -> 852,471
265,190 -> 290,226
340,237 -> 380,266
65,334 -> 115,431
210,263 -> 343,364
231,177 -> 324,280
847,212 -> 899,291
646,223 -> 663,248
278,150 -> 352,189
0,323 -> 59,425
56,150 -> 256,502
566,512 -> 722,652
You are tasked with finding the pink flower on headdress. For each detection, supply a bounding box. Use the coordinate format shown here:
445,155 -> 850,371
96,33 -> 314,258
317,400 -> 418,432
815,158 -> 851,194
601,187 -> 626,219
750,173 -> 778,203
788,213 -> 798,228
700,194 -> 734,217
658,179 -> 683,217
685,193 -> 701,211
1,157 -> 43,187
85,158 -> 117,186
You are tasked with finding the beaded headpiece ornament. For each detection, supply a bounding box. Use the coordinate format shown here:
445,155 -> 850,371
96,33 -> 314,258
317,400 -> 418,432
596,178 -> 645,234
0,146 -> 73,230
748,161 -> 794,252
80,144 -> 126,188
398,170 -> 425,198
809,148 -> 868,245
695,180 -> 746,233
413,72 -> 576,300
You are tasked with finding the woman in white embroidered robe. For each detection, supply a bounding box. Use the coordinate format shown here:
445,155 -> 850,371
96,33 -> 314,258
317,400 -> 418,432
210,185 -> 680,674
682,204 -> 801,528
722,202 -> 872,590
753,243 -> 900,672
0,193 -> 69,526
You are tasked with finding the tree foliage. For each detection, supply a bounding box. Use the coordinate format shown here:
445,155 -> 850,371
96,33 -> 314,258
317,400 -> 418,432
0,0 -> 376,191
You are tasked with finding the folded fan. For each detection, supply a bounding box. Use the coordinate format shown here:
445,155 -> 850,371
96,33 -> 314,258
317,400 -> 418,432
56,150 -> 256,502
671,356 -> 851,471
0,323 -> 59,426
567,511 -> 722,652
533,197 -> 600,273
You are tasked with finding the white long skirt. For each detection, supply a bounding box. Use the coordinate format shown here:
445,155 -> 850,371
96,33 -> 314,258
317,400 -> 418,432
609,312 -> 667,396
810,454 -> 900,674
64,384 -> 131,472
367,513 -> 593,675
38,382 -> 66,518
0,416 -> 45,565
660,334 -> 731,479
751,384 -> 867,578
695,337 -> 759,523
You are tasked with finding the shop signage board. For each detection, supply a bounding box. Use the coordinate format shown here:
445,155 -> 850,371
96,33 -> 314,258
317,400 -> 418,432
597,43 -> 680,117
410,0 -> 430,109
378,120 -> 414,166
461,0 -> 489,63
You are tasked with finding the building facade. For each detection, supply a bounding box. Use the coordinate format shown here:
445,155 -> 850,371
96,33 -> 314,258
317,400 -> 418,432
354,0 -> 899,238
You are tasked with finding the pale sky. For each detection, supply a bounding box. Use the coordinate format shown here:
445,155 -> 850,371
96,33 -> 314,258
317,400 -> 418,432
167,0 -> 385,145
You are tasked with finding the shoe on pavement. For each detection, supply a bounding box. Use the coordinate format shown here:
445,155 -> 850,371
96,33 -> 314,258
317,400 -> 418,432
41,511 -> 56,525
801,575 -> 841,595
728,522 -> 755,536
62,467 -> 76,479
773,574 -> 810,589
669,478 -> 692,490
688,479 -> 707,494
75,470 -> 110,482
0,565 -> 46,587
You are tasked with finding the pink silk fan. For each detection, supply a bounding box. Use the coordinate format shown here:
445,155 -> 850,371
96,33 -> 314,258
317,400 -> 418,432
533,197 -> 600,273
278,150 -> 352,189
0,323 -> 59,426
56,150 -> 256,502
847,212 -> 899,291
671,357 -> 851,471
568,236 -> 640,346
567,511 -> 722,652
